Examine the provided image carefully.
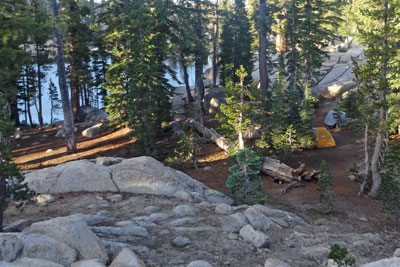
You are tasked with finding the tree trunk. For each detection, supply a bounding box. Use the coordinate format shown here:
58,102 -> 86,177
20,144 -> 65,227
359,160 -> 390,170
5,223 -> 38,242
0,175 -> 6,232
179,53 -> 194,102
359,123 -> 370,196
258,0 -> 269,98
212,0 -> 219,88
194,0 -> 205,110
36,43 -> 43,127
50,0 -> 76,154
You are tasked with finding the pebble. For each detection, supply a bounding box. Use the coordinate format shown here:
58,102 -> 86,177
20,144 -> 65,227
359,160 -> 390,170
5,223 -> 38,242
171,236 -> 191,247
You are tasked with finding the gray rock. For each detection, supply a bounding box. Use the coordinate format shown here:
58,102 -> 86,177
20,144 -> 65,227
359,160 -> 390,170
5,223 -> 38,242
169,217 -> 202,227
252,204 -> 287,218
239,225 -> 271,248
115,221 -> 136,227
303,246 -> 330,265
85,108 -> 108,122
82,122 -> 109,138
71,259 -> 106,267
214,203 -> 234,215
244,207 -> 281,230
187,260 -> 213,267
361,258 -> 400,267
264,258 -> 291,267
96,157 -> 123,166
143,206 -> 161,214
92,226 -> 149,237
109,248 -> 146,267
101,240 -> 129,257
172,236 -> 191,247
100,201 -> 111,209
3,220 -> 30,232
220,213 -> 248,233
20,135 -> 30,140
109,157 -> 233,204
159,229 -> 170,235
133,216 -> 157,227
270,218 -> 289,228
31,141 -> 40,146
393,248 -> 400,257
14,130 -> 23,139
12,257 -> 63,267
67,213 -> 110,226
0,261 -> 16,267
34,194 -> 55,205
0,233 -> 23,262
106,194 -> 122,202
23,160 -> 118,194
173,205 -> 198,217
173,226 -> 218,233
149,213 -> 170,222
20,234 -> 77,266
23,216 -> 108,264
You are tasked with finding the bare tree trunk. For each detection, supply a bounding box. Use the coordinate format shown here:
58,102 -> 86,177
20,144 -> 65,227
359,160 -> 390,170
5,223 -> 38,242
359,124 -> 369,196
194,0 -> 205,111
0,176 -> 5,232
50,0 -> 76,154
179,53 -> 194,102
212,0 -> 219,88
36,43 -> 44,127
259,0 -> 269,98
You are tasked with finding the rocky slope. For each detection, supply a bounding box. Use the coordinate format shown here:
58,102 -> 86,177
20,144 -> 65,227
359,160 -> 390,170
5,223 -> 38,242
2,157 -> 400,267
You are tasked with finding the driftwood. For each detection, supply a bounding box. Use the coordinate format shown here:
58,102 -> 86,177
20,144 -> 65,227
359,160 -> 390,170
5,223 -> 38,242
186,119 -> 320,192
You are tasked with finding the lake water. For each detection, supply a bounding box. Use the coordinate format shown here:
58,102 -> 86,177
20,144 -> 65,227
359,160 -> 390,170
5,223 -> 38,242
20,58 -> 211,125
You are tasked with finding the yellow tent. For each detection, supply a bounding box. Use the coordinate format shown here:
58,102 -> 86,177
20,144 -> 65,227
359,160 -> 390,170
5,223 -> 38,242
313,127 -> 336,148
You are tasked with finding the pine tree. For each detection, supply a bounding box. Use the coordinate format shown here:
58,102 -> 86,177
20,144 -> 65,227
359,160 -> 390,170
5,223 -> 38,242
62,0 -> 93,121
298,0 -> 342,86
30,0 -> 52,127
48,79 -> 62,124
104,0 -> 173,154
218,66 -> 256,149
219,0 -> 254,86
226,148 -> 266,204
318,160 -> 335,214
353,0 -> 400,198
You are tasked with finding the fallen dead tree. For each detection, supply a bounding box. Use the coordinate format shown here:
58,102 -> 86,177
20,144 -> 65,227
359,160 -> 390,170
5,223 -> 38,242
186,119 -> 320,193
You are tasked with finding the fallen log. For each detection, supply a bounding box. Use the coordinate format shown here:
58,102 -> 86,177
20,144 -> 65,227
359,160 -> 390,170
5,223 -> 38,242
186,119 -> 320,188
186,118 -> 230,152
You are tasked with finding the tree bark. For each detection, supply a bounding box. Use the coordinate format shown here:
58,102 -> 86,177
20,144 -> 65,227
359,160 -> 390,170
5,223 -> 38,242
36,43 -> 43,127
50,0 -> 77,154
0,175 -> 5,232
212,0 -> 219,88
258,0 -> 269,98
68,0 -> 80,121
194,0 -> 205,110
359,124 -> 369,196
179,53 -> 194,102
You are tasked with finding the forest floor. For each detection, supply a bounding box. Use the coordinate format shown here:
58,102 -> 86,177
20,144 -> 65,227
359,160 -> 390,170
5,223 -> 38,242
12,98 -> 398,233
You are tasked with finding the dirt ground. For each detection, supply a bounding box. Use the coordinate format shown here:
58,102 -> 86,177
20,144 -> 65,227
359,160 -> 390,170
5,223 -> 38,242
11,99 -> 398,233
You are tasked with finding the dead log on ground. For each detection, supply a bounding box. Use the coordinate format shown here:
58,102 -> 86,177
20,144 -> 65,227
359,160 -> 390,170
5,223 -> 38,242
186,119 -> 320,190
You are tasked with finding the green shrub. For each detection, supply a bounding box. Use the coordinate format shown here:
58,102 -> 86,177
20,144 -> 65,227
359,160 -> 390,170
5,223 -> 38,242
226,148 -> 266,204
328,244 -> 356,266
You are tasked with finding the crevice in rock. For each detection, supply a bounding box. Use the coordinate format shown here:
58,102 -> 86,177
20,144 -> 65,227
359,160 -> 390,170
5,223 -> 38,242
109,171 -> 121,192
